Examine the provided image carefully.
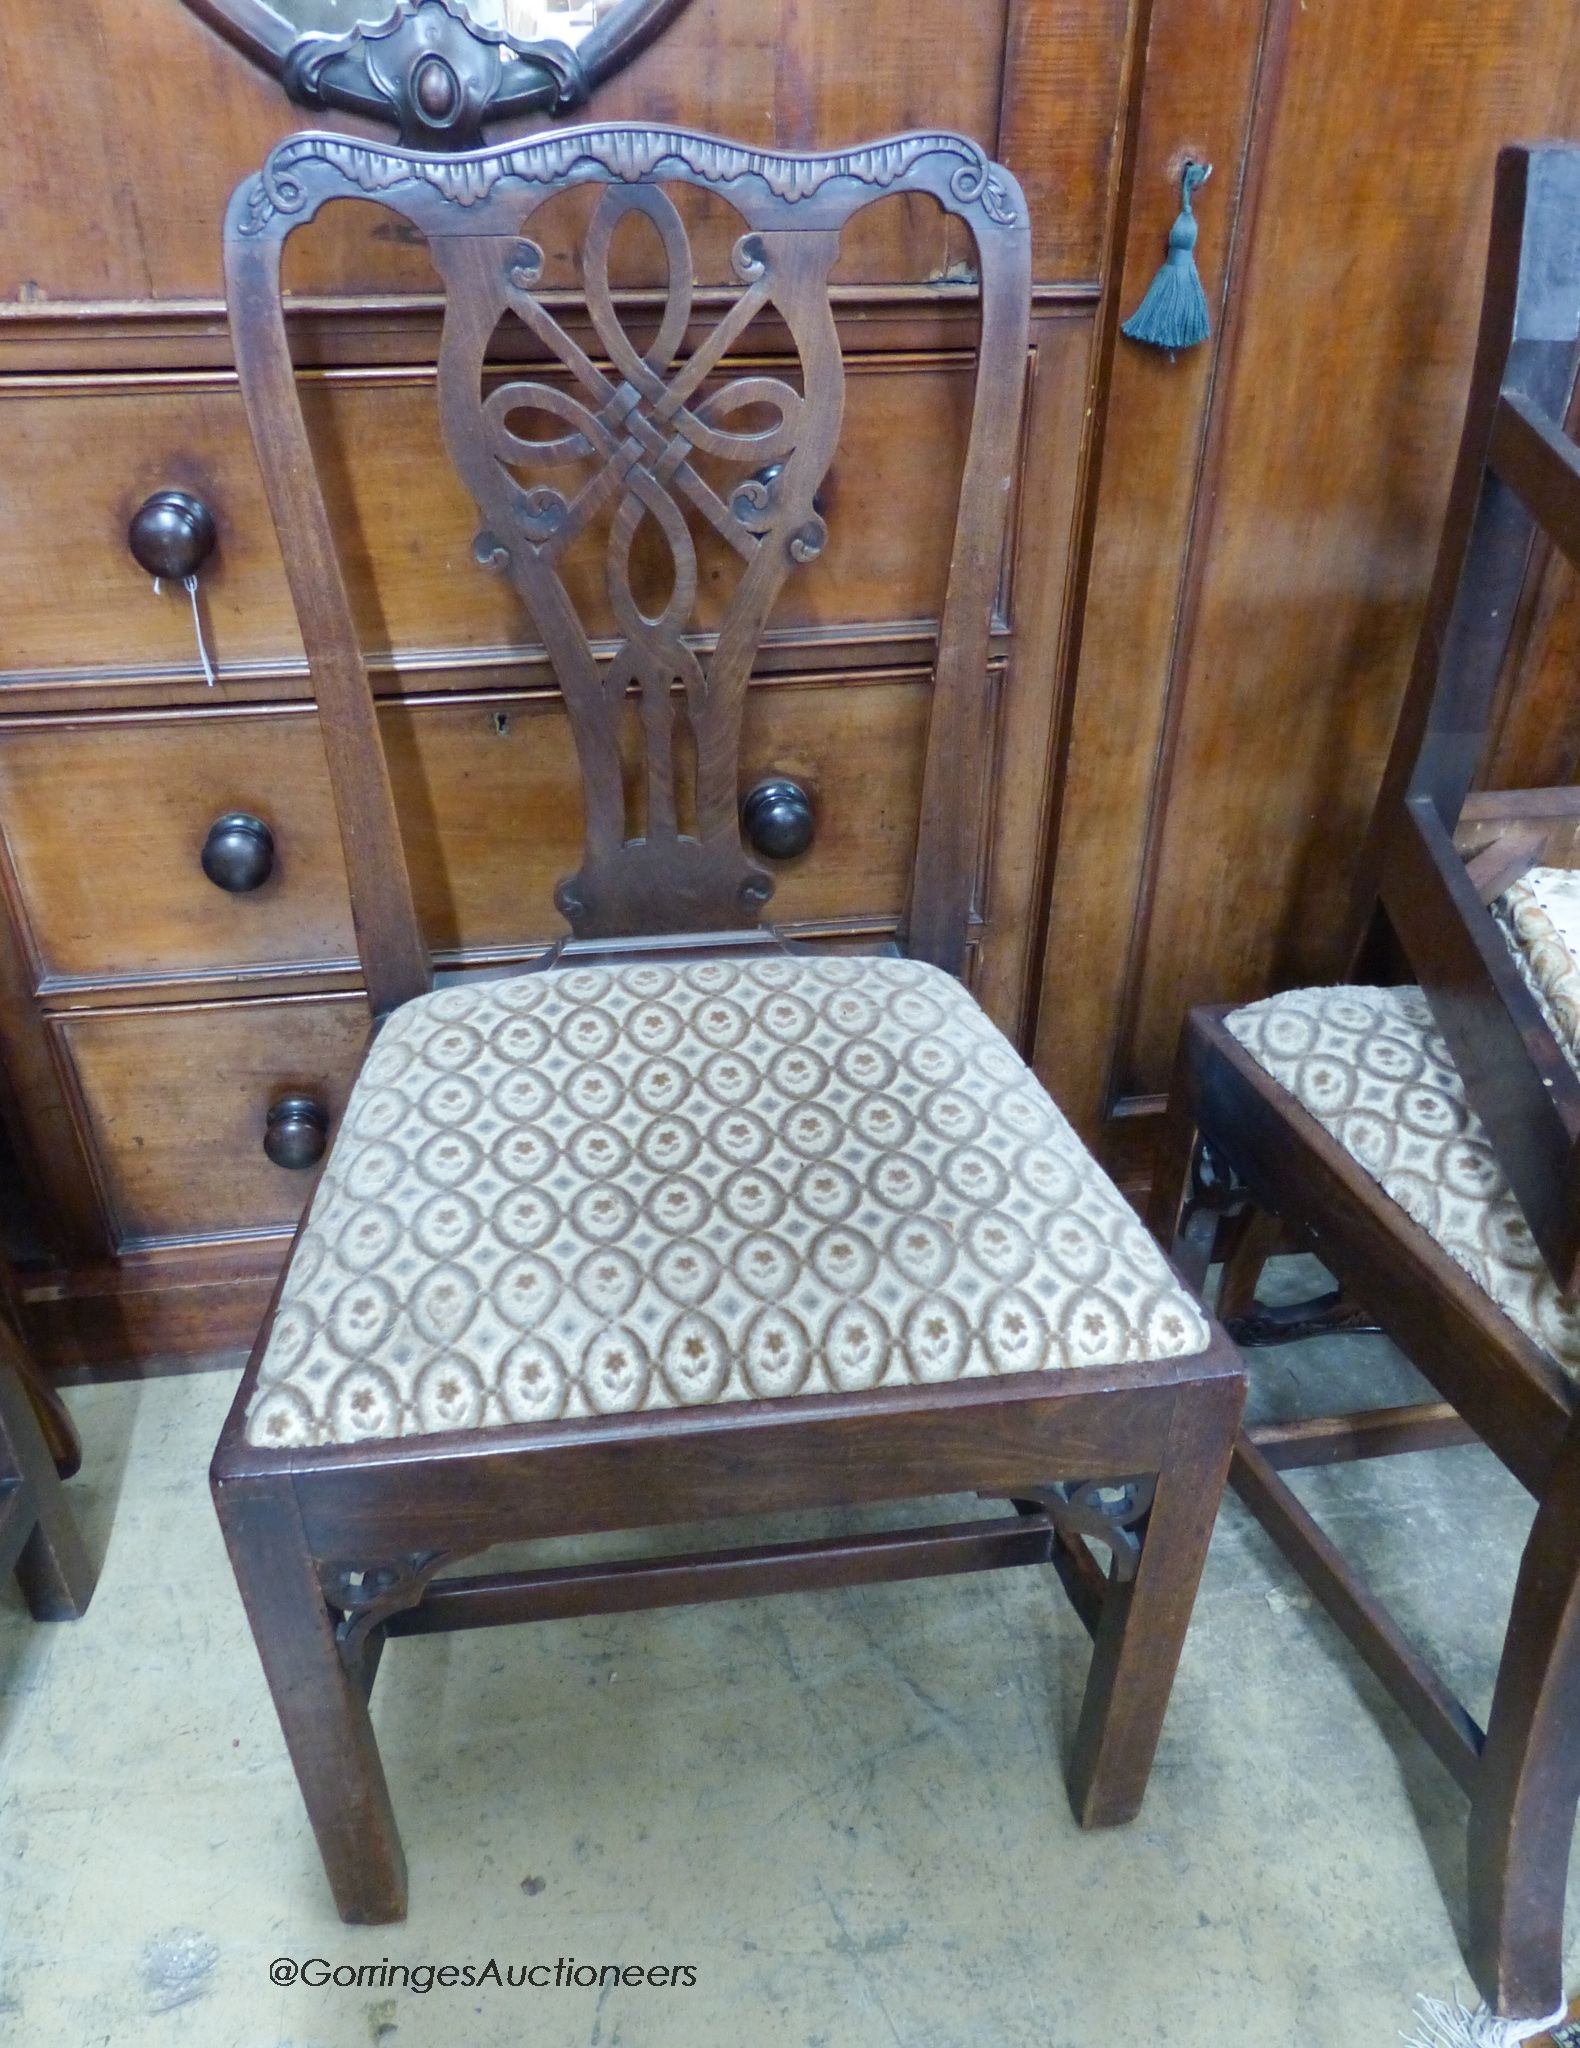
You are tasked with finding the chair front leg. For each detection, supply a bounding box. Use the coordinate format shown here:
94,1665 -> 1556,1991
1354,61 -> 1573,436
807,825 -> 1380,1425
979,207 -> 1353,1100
1467,1425 -> 1580,2021
213,1472 -> 408,1924
1066,1374 -> 1243,1826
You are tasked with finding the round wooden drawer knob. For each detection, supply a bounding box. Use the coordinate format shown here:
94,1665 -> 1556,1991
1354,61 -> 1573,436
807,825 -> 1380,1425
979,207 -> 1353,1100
264,1095 -> 330,1171
128,490 -> 217,582
201,813 -> 275,893
742,777 -> 815,860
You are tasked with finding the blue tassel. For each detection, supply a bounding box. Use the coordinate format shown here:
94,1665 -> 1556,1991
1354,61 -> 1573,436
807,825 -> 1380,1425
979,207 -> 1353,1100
1122,161 -> 1212,353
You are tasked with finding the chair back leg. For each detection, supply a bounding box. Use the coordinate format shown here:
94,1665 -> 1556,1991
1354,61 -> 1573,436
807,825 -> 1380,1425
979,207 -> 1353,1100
1468,1424 -> 1580,2019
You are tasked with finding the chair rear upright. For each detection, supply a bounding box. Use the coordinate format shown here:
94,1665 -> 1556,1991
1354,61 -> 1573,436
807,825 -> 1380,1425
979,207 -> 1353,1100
1354,143 -> 1580,1291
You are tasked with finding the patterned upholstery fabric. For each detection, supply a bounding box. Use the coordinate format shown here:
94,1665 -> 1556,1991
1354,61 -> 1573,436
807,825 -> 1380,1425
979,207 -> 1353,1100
247,955 -> 1211,1447
1226,984 -> 1580,1377
1496,865 -> 1580,1075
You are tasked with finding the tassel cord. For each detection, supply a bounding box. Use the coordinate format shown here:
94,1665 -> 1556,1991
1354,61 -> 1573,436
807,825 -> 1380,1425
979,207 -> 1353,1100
1403,1990 -> 1570,2047
1122,158 -> 1213,353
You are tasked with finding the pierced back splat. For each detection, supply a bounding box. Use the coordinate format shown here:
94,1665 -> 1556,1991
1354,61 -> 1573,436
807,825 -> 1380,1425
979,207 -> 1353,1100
432,191 -> 843,937
224,125 -> 1030,1005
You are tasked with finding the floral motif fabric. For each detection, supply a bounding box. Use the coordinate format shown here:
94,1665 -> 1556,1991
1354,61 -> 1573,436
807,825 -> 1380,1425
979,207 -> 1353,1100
1226,983 -> 1580,1377
1495,865 -> 1580,1074
247,954 -> 1210,1447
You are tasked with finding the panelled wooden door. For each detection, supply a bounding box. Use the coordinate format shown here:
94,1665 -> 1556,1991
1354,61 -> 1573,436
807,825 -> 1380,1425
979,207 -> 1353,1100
1037,0 -> 1580,1184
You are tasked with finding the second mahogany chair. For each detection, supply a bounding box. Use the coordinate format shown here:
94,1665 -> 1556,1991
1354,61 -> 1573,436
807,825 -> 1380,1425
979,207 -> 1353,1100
211,119 -> 1243,1923
1153,143 -> 1580,2025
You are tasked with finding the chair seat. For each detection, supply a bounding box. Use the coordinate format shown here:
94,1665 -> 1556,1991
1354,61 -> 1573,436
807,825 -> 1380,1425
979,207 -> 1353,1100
1226,984 -> 1580,1377
1496,864 -> 1580,1073
247,954 -> 1210,1447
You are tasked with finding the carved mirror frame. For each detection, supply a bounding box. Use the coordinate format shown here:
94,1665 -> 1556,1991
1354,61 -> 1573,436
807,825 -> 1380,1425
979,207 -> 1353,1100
181,0 -> 695,146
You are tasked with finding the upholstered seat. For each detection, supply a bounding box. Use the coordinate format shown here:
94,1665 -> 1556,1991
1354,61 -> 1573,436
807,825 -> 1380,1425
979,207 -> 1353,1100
249,953 -> 1211,1448
1226,983 -> 1580,1377
1495,865 -> 1580,1073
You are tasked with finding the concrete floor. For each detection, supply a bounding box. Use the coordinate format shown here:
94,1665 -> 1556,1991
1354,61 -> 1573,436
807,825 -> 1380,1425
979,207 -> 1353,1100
1,1258 -> 1575,2048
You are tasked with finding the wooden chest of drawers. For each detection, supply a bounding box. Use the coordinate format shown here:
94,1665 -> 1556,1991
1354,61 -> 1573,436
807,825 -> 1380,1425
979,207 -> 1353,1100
0,0 -> 1115,1366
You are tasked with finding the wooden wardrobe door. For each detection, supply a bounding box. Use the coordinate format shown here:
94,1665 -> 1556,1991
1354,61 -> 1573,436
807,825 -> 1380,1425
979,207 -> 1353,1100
1037,0 -> 1580,1188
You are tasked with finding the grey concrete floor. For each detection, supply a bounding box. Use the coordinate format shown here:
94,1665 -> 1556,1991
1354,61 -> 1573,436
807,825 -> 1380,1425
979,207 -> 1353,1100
1,1258 -> 1575,2048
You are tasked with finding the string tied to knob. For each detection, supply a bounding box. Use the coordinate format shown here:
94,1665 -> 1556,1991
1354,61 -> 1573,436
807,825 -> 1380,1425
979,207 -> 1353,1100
1121,160 -> 1213,355
151,572 -> 219,690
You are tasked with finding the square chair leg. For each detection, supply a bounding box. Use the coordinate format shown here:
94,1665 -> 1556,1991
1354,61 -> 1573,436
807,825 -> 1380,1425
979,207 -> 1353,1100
214,1474 -> 407,1923
1068,1377 -> 1241,1825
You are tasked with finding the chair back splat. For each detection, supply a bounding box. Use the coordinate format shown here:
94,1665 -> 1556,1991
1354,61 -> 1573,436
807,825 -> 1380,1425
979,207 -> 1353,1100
224,127 -> 1031,1005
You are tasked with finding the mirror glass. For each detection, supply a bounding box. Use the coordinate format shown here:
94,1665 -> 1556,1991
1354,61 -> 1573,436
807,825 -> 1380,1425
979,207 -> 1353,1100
273,0 -> 623,38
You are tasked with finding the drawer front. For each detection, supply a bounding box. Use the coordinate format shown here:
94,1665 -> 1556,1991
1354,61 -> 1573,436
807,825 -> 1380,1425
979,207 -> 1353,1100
0,358 -> 975,685
55,996 -> 368,1247
0,675 -> 932,986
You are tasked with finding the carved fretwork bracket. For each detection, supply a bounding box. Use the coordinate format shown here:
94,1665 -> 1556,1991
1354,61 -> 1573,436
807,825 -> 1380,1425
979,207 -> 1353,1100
1032,1476 -> 1157,1583
1187,1138 -> 1250,1228
1173,1136 -> 1253,1281
321,1549 -> 459,1665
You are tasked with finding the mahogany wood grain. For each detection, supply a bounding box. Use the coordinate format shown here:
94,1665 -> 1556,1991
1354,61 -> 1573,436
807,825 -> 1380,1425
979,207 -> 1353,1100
1122,4 -> 1580,1101
1066,1369 -> 1240,1825
388,1515 -> 1056,1634
0,1262 -> 81,1476
231,226 -> 428,1018
971,312 -> 1094,1035
1469,1423 -> 1580,2013
0,1305 -> 95,1620
0,674 -> 937,988
909,205 -> 1031,969
1030,0 -> 1275,1137
998,0 -> 1132,286
214,1472 -> 406,1924
1462,823 -> 1548,906
1486,548 -> 1580,793
1161,1006 -> 1580,2016
1232,1434 -> 1485,1796
0,353 -> 991,689
55,994 -> 369,1246
16,1240 -> 286,1374
1244,1403 -> 1475,1472
0,0 -> 1111,1349
1489,392 -> 1580,576
0,0 -> 1093,309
